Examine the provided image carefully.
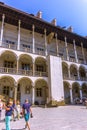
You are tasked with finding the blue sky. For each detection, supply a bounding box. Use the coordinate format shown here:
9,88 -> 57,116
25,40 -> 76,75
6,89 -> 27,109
1,0 -> 87,36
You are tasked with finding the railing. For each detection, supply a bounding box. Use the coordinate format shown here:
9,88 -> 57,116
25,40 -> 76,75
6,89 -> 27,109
2,42 -> 17,50
35,71 -> 48,77
1,41 -> 87,65
63,74 -> 87,81
0,67 -> 48,77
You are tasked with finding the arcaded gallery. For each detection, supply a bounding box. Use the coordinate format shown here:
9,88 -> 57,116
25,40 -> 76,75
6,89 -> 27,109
0,2 -> 87,105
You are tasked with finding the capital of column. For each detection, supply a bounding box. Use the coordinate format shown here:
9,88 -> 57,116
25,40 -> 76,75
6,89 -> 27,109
18,20 -> 21,25
64,36 -> 67,42
44,28 -> 46,34
32,24 -> 35,30
2,14 -> 5,19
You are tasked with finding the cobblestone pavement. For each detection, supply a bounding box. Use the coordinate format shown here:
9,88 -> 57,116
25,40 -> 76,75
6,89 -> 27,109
0,105 -> 87,130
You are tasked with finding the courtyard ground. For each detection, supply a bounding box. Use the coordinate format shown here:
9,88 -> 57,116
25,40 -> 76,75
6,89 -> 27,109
0,105 -> 87,130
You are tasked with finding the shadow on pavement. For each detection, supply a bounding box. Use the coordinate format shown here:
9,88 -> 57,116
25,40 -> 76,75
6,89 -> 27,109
0,119 -> 5,123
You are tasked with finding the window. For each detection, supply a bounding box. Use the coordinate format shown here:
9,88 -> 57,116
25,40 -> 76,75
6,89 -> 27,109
36,88 -> 42,97
4,61 -> 14,68
22,63 -> 30,70
36,65 -> 44,72
3,86 -> 9,95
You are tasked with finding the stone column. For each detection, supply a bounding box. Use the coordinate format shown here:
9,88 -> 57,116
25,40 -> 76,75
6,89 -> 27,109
44,29 -> 48,56
68,67 -> 71,79
81,42 -> 86,64
73,40 -> 78,62
65,37 -> 69,60
0,14 -> 5,46
17,20 -> 21,50
32,59 -> 35,76
32,84 -> 35,105
14,82 -> 17,101
16,58 -> 19,73
32,24 -> 35,53
77,68 -> 80,80
69,87 -> 73,104
55,33 -> 59,56
80,87 -> 82,100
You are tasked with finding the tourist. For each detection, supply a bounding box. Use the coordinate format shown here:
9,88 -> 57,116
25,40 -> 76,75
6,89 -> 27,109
0,99 -> 3,121
4,100 -> 13,130
22,99 -> 33,130
16,100 -> 21,120
12,100 -> 17,121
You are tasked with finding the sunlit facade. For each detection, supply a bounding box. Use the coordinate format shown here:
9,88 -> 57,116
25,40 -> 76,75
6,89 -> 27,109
0,2 -> 87,105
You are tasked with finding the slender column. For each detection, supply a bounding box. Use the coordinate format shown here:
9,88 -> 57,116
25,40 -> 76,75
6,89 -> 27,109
14,82 -> 17,101
55,33 -> 59,56
73,40 -> 78,62
69,87 -> 73,104
0,14 -> 5,46
80,88 -> 82,100
32,84 -> 35,105
32,59 -> 35,76
68,67 -> 70,79
16,58 -> 19,73
81,42 -> 86,64
77,68 -> 80,80
65,37 -> 69,60
44,29 -> 48,56
17,20 -> 21,50
32,24 -> 35,53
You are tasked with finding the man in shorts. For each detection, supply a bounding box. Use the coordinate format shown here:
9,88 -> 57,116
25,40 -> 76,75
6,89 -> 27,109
22,99 -> 33,130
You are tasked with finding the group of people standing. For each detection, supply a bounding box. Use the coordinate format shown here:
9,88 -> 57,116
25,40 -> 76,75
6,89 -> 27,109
0,98 -> 33,130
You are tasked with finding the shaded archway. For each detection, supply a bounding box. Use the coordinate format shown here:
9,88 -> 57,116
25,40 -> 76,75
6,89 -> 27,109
0,76 -> 15,100
17,77 -> 33,104
82,83 -> 87,98
35,57 -> 47,76
79,66 -> 86,80
62,62 -> 69,78
34,79 -> 48,105
72,82 -> 80,100
70,64 -> 78,78
63,81 -> 70,104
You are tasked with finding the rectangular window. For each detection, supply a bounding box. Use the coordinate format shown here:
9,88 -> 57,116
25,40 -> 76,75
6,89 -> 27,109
22,63 -> 30,70
3,86 -> 9,95
36,88 -> 42,97
36,65 -> 44,72
4,61 -> 14,68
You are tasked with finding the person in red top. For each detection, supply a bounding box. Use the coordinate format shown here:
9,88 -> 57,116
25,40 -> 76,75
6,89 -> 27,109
22,99 -> 33,130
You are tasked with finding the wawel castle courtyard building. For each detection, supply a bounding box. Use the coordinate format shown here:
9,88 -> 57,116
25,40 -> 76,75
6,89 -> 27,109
0,2 -> 87,105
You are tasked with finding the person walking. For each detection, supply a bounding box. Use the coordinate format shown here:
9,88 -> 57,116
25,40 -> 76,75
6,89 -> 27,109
4,100 -> 13,130
22,99 -> 33,130
0,99 -> 3,121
